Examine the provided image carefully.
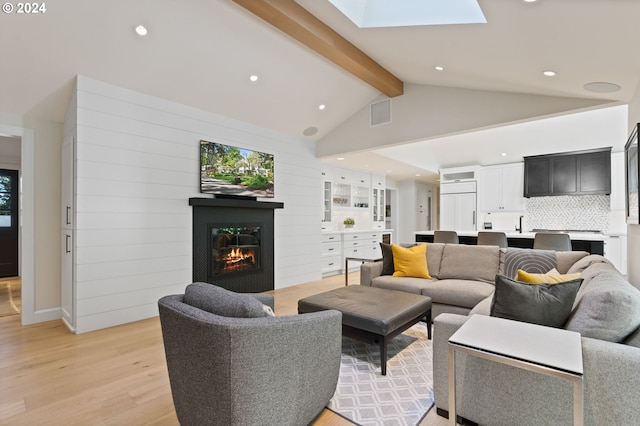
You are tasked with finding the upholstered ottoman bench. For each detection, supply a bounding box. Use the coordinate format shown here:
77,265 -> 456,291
298,285 -> 432,375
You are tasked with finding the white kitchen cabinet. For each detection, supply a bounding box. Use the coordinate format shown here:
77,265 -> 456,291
343,231 -> 383,271
61,136 -> 74,228
61,229 -> 74,330
604,234 -> 627,275
372,187 -> 385,228
321,234 -> 342,274
332,182 -> 351,208
321,179 -> 332,224
610,152 -> 625,211
352,185 -> 370,209
480,163 -> 526,212
372,174 -> 386,229
440,182 -> 477,231
61,134 -> 76,331
441,193 -> 476,231
321,231 -> 385,275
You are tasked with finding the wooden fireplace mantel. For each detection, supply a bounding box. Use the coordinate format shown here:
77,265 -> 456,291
189,197 -> 284,210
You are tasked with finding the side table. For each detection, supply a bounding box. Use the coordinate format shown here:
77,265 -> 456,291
344,256 -> 381,286
448,315 -> 584,425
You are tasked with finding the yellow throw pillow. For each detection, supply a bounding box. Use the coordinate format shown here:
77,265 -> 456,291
516,269 -> 581,284
391,243 -> 431,279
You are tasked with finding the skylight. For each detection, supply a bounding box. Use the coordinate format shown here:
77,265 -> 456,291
328,0 -> 486,28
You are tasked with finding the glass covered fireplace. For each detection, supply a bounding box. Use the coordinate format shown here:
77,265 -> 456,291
210,225 -> 262,276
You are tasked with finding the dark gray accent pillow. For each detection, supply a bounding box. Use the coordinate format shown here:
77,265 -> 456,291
380,242 -> 394,275
183,282 -> 268,318
490,275 -> 582,328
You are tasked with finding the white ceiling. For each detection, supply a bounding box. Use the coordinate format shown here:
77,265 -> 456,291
1,0 -> 639,182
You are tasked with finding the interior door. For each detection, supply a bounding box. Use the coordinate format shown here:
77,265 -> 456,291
0,169 -> 19,277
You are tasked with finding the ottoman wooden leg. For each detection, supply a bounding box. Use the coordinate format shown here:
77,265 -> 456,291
426,310 -> 432,340
380,335 -> 387,376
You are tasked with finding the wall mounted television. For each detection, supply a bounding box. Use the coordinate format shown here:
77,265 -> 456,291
625,123 -> 639,224
200,140 -> 274,199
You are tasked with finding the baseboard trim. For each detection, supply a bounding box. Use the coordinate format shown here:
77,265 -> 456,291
34,307 -> 62,323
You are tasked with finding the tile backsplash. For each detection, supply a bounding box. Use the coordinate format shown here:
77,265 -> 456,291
526,195 -> 610,232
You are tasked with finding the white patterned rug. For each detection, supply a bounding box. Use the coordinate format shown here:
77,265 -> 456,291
327,323 -> 434,426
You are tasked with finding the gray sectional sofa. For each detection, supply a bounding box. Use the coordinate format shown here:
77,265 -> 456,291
360,243 -> 589,318
360,243 -> 640,425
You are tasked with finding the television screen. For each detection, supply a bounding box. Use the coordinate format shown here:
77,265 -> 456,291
200,140 -> 274,198
625,124 -> 639,224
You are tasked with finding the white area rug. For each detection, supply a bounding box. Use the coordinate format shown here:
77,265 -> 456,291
328,323 -> 434,426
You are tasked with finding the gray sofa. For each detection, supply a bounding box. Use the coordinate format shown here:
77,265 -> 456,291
361,243 -> 640,425
158,283 -> 343,426
360,243 -> 590,318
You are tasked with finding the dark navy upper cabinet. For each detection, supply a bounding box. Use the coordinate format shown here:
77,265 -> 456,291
524,147 -> 611,197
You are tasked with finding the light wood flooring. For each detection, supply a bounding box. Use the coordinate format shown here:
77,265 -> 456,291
0,273 -> 447,425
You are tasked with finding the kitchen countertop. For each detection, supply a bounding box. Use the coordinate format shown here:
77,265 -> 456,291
414,230 -> 606,241
323,228 -> 394,234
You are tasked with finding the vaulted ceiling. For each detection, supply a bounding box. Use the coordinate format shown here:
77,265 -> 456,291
1,0 -> 639,181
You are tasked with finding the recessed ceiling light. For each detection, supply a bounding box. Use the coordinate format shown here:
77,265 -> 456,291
524,0 -> 537,3
434,66 -> 444,71
249,75 -> 258,82
318,104 -> 326,110
386,170 -> 392,173
501,152 -> 507,157
337,157 -> 345,161
543,70 -> 557,77
135,25 -> 148,36
415,173 -> 421,177
583,82 -> 621,93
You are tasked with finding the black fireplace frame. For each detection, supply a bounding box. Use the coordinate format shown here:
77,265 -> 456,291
190,197 -> 283,293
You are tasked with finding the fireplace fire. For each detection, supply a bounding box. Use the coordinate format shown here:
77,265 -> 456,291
210,226 -> 262,276
221,246 -> 257,273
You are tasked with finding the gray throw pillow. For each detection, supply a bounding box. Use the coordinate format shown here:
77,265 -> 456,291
490,275 -> 582,328
439,244 -> 500,284
183,282 -> 268,318
503,248 -> 557,279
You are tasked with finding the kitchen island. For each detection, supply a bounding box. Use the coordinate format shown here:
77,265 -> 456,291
414,230 -> 604,255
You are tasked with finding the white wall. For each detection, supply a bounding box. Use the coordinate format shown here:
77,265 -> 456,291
317,84 -> 612,158
397,180 -> 431,243
69,76 -> 322,332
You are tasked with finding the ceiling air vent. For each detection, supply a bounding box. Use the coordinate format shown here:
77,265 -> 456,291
370,99 -> 391,127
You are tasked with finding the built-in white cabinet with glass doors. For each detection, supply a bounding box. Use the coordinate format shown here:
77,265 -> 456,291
372,174 -> 385,229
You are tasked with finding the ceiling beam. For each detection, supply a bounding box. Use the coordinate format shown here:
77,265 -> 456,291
232,0 -> 404,97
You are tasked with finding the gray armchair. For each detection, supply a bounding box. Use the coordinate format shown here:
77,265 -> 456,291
158,284 -> 342,426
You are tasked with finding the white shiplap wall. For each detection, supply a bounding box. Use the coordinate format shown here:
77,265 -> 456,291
71,75 -> 322,333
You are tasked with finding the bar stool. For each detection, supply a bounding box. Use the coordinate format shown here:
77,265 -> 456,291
477,231 -> 508,248
434,230 -> 459,244
533,232 -> 572,251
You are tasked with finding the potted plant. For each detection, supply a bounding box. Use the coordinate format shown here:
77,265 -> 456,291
343,217 -> 355,229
